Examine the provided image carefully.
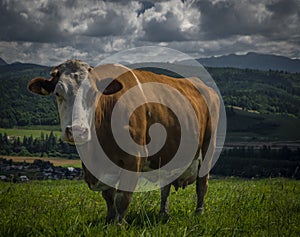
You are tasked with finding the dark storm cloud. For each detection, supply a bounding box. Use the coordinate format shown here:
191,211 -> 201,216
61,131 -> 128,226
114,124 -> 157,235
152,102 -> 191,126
142,11 -> 188,42
264,0 -> 300,40
195,0 -> 300,42
0,1 -> 68,43
267,0 -> 299,17
0,0 -> 140,43
196,0 -> 265,39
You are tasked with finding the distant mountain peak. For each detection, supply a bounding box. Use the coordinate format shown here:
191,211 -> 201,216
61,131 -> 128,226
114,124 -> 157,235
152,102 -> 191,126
179,52 -> 300,73
0,57 -> 8,66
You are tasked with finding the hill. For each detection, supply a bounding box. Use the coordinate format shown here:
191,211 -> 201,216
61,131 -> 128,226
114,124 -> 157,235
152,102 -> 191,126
180,52 -> 300,73
0,63 -> 59,127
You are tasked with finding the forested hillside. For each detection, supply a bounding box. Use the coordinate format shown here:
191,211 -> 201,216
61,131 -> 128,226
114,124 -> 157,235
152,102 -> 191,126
209,67 -> 300,117
0,64 -> 59,127
0,63 -> 299,129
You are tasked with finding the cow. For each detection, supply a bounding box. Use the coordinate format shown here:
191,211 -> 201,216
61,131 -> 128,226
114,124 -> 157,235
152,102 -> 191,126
28,60 -> 220,223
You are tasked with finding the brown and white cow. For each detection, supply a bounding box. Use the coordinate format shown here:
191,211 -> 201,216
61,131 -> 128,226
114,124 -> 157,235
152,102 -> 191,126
28,60 -> 220,223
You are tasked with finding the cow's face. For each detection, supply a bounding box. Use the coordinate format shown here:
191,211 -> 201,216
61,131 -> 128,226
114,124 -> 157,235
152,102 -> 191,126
28,60 -> 93,144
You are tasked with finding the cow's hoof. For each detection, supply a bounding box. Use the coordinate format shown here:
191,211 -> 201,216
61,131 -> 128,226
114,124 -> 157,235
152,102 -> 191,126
105,217 -> 127,225
159,210 -> 169,216
105,215 -> 118,224
105,218 -> 114,225
195,207 -> 204,215
159,212 -> 169,222
117,218 -> 128,226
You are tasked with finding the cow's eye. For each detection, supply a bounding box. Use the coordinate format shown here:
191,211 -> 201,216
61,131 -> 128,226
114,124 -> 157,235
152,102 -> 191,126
55,92 -> 60,97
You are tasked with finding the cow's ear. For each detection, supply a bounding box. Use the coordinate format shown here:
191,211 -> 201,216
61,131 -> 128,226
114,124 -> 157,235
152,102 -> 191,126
28,77 -> 58,96
96,78 -> 123,95
103,79 -> 123,95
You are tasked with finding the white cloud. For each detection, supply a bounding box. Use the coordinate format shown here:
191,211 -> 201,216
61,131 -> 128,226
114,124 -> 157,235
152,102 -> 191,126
140,0 -> 200,41
61,1 -> 142,37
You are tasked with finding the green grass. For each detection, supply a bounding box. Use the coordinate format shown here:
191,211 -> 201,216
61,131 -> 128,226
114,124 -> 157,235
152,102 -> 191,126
0,127 -> 61,139
0,178 -> 299,236
60,163 -> 82,168
18,125 -> 61,131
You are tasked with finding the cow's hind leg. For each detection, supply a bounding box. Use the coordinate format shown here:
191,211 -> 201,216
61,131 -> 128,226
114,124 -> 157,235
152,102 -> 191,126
196,173 -> 209,214
102,188 -> 117,223
160,184 -> 171,216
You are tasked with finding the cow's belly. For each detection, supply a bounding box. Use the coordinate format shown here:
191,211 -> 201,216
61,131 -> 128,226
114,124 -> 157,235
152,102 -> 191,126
141,156 -> 200,188
172,158 -> 199,190
89,174 -> 119,191
89,181 -> 110,191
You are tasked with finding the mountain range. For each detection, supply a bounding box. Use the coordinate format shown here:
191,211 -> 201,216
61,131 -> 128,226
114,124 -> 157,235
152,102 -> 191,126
179,52 -> 300,73
1,52 -> 300,73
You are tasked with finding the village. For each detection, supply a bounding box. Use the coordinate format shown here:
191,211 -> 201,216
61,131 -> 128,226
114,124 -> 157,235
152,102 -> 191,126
0,157 -> 83,182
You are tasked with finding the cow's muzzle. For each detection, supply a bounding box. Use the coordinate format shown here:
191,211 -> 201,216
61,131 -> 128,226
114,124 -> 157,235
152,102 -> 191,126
65,125 -> 89,144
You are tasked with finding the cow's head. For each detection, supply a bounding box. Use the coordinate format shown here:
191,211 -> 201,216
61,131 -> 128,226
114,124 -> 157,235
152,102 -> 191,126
28,60 -> 93,144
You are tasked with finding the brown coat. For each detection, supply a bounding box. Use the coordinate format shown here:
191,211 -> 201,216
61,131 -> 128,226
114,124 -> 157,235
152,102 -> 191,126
84,64 -> 219,190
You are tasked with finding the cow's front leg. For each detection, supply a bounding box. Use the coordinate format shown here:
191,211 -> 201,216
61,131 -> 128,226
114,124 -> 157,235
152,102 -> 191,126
102,188 -> 117,223
196,173 -> 209,214
114,191 -> 133,223
160,184 -> 171,216
113,166 -> 138,223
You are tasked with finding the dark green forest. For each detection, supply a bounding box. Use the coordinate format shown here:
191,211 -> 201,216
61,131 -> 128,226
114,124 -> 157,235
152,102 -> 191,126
0,132 -> 78,159
0,64 -> 58,127
212,146 -> 300,178
209,68 -> 300,117
0,63 -> 300,129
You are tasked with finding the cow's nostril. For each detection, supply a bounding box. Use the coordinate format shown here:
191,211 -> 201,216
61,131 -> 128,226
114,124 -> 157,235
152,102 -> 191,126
66,126 -> 72,132
72,125 -> 89,140
64,126 -> 75,143
66,126 -> 73,136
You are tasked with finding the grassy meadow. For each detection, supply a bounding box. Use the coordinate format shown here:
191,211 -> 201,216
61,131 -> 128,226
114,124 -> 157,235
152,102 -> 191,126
0,127 -> 61,140
0,178 -> 299,236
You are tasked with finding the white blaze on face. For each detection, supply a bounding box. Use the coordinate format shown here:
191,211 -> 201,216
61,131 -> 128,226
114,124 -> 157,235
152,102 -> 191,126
55,79 -> 74,141
72,77 -> 95,143
54,69 -> 93,144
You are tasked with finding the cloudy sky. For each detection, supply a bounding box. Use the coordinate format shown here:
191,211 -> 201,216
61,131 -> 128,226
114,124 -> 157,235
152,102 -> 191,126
0,0 -> 299,66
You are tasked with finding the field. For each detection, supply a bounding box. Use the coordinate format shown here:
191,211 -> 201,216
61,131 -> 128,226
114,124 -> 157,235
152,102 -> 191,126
0,178 -> 299,236
2,156 -> 81,168
0,127 -> 61,140
2,108 -> 300,143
